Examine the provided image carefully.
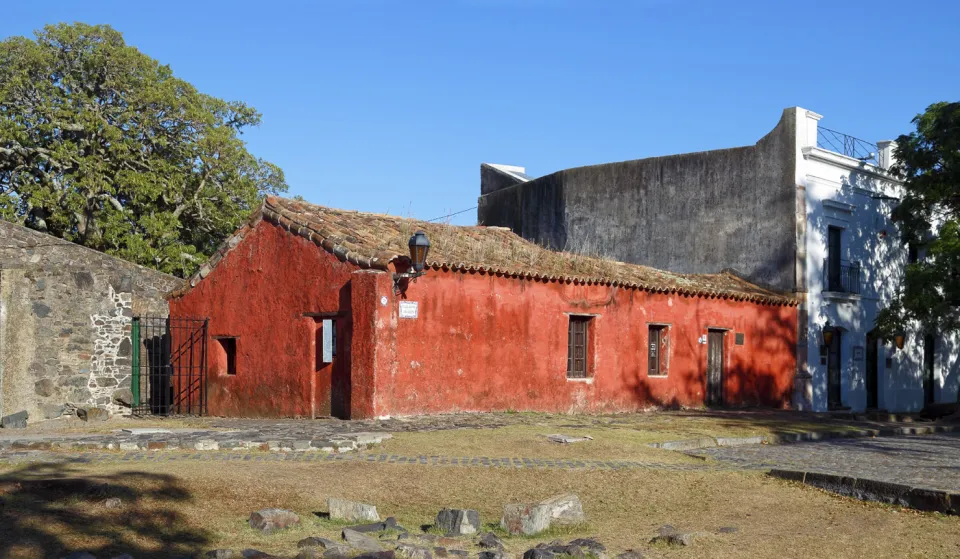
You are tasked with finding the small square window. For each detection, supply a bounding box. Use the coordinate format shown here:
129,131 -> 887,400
214,337 -> 237,376
735,333 -> 745,345
648,325 -> 669,376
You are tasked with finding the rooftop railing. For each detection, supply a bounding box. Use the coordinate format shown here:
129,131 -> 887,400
817,127 -> 880,165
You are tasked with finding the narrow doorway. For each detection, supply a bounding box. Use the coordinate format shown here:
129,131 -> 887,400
865,331 -> 879,409
923,334 -> 936,406
706,330 -> 725,406
827,328 -> 842,409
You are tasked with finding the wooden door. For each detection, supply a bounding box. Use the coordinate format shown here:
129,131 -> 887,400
706,330 -> 725,406
827,330 -> 842,408
923,334 -> 935,406
865,332 -> 879,409
312,317 -> 333,418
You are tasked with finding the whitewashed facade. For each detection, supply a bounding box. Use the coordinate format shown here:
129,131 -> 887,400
793,108 -> 960,412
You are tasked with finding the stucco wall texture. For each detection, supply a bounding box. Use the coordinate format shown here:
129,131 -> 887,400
171,220 -> 797,419
478,110 -> 799,292
0,220 -> 181,420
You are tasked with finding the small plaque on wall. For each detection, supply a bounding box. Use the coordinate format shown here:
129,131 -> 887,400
853,346 -> 864,361
735,333 -> 745,345
399,300 -> 419,319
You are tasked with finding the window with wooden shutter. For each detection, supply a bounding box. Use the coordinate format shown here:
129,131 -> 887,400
648,325 -> 668,376
567,316 -> 590,379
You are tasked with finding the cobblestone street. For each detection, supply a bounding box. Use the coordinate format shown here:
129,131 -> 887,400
691,432 -> 960,492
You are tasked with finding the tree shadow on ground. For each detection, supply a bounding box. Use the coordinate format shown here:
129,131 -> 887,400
0,460 -> 210,559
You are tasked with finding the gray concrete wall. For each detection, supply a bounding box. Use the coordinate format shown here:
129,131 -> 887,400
478,109 -> 800,292
0,221 -> 182,421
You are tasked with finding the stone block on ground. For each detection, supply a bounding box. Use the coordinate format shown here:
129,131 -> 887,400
501,503 -> 550,536
355,552 -> 396,559
205,551 -> 235,559
523,539 -> 606,559
435,508 -> 480,535
477,532 -> 504,549
501,494 -> 585,536
328,497 -> 380,522
649,525 -> 695,547
342,528 -> 385,552
432,549 -> 468,559
396,543 -> 433,559
614,551 -> 644,559
545,434 -> 593,444
242,550 -> 276,559
345,516 -> 401,534
539,494 -> 585,526
298,537 -> 342,549
77,407 -> 110,422
478,551 -> 509,559
1,410 -> 28,429
102,497 -> 122,509
248,508 -> 300,534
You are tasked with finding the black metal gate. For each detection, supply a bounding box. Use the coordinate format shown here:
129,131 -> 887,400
131,316 -> 209,416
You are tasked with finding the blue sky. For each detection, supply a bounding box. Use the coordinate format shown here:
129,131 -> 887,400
4,1 -> 958,224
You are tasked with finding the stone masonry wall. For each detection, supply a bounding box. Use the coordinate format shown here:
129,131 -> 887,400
0,220 -> 182,420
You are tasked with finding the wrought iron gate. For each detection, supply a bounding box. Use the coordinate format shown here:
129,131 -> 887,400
131,316 -> 209,416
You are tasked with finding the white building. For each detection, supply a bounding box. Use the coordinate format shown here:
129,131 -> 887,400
794,108 -> 960,412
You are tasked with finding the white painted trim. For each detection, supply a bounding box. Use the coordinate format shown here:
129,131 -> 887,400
802,147 -> 902,182
822,291 -> 861,303
565,377 -> 595,384
822,200 -> 856,213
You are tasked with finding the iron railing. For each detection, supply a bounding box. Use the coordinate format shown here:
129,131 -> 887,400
817,127 -> 879,165
823,259 -> 861,294
131,316 -> 209,416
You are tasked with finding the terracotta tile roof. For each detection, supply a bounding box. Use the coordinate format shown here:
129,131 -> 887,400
172,196 -> 796,306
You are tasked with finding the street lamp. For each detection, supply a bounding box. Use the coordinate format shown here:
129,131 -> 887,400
393,230 -> 431,294
893,331 -> 906,350
821,321 -> 834,347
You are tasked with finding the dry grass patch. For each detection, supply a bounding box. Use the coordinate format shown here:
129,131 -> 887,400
1,459 -> 957,559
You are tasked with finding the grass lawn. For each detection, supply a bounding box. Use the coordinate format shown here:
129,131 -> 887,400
1,457 -> 957,559
376,411 -> 874,463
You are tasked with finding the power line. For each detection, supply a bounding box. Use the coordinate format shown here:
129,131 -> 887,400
426,206 -> 477,223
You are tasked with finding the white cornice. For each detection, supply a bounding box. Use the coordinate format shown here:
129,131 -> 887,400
822,199 -> 856,213
802,147 -> 903,184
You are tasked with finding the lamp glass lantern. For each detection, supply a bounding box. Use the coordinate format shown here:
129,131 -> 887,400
408,230 -> 431,273
821,321 -> 834,347
893,331 -> 906,350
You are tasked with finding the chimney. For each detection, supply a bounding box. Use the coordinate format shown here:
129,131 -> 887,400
877,140 -> 898,171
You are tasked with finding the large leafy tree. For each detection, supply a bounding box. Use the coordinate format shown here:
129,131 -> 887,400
0,23 -> 286,276
876,102 -> 960,334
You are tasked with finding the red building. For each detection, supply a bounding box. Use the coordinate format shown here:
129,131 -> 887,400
169,197 -> 798,419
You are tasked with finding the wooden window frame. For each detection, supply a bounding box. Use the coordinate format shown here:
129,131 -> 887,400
566,315 -> 593,380
647,323 -> 670,378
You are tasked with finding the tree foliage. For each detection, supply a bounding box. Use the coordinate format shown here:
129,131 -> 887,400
876,101 -> 960,334
0,23 -> 286,276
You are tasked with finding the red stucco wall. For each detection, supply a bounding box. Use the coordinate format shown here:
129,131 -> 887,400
373,270 -> 797,416
170,220 -> 797,419
169,220 -> 358,418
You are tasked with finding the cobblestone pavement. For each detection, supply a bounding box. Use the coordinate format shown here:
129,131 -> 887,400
0,449 -> 741,472
0,414 -> 519,453
690,432 -> 960,492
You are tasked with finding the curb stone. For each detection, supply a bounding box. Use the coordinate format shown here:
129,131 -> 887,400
768,468 -> 958,514
647,424 -> 958,451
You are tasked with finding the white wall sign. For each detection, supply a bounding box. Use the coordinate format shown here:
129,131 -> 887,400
399,301 -> 419,319
698,335 -> 707,345
380,296 -> 388,306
